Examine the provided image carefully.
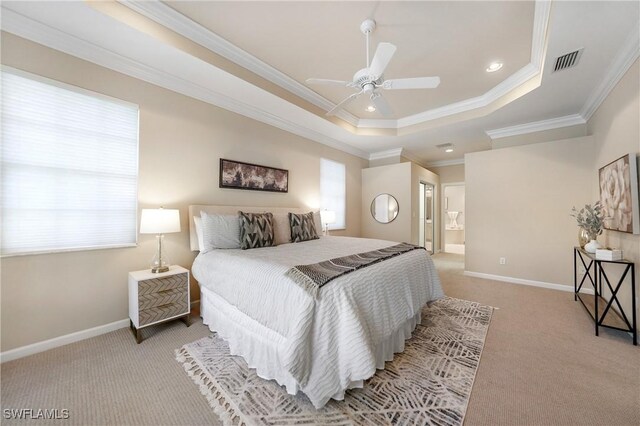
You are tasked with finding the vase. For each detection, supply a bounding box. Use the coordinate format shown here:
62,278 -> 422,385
578,228 -> 589,248
584,239 -> 601,254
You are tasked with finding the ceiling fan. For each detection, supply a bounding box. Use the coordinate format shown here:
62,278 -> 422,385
306,19 -> 441,117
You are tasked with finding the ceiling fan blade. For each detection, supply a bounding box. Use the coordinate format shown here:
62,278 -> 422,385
369,42 -> 397,79
306,78 -> 355,88
327,90 -> 364,116
383,76 -> 441,90
371,93 -> 393,117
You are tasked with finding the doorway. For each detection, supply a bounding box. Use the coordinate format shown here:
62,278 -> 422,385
443,183 -> 465,254
419,181 -> 434,254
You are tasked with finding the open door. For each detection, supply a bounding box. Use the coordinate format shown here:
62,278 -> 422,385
419,182 -> 434,254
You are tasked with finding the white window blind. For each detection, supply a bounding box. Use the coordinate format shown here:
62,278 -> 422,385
320,158 -> 346,230
1,68 -> 139,255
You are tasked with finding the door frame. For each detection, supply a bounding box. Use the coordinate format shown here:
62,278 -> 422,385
441,182 -> 465,253
419,180 -> 435,254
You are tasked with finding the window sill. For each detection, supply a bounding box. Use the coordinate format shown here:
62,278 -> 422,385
1,243 -> 138,258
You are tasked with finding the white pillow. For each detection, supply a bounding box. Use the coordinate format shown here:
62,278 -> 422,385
200,211 -> 241,252
193,216 -> 205,251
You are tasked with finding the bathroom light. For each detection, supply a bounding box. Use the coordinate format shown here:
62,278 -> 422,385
486,62 -> 503,72
366,105 -> 376,112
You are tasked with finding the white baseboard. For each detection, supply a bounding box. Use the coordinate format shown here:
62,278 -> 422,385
0,318 -> 130,364
463,271 -> 595,295
1,299 -> 204,364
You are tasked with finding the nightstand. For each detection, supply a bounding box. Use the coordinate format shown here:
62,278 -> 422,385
128,265 -> 191,343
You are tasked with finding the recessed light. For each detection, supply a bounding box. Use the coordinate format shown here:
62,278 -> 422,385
486,62 -> 503,72
445,148 -> 454,153
366,105 -> 376,112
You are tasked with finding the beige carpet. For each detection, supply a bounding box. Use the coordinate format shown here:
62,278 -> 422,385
2,254 -> 638,425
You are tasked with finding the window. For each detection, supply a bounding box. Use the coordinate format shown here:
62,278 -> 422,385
1,68 -> 139,255
320,158 -> 346,230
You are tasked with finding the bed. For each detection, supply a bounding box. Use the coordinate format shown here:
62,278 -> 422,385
189,205 -> 444,408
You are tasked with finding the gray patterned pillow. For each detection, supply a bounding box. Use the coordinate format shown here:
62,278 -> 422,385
238,211 -> 275,250
289,212 -> 319,243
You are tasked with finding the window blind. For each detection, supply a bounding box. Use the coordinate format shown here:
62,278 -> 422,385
1,68 -> 139,255
320,158 -> 346,230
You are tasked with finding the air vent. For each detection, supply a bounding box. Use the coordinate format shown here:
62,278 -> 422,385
436,143 -> 453,150
553,49 -> 583,72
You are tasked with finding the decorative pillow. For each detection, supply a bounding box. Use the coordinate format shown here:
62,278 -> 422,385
193,216 -> 205,251
289,212 -> 320,243
272,213 -> 292,246
200,211 -> 241,252
238,211 -> 275,250
313,211 -> 322,235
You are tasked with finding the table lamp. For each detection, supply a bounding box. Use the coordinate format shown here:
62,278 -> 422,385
320,210 -> 336,236
140,207 -> 181,273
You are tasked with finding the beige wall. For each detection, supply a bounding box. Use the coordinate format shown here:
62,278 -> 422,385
361,162 -> 439,247
465,136 -> 595,284
0,34 -> 368,352
491,124 -> 588,149
429,164 -> 465,184
587,59 -> 639,319
466,59 -> 639,322
361,163 -> 413,243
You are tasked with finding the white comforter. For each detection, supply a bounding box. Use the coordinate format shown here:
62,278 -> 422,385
192,236 -> 443,408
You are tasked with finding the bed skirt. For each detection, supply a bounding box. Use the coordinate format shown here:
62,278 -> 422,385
199,286 -> 423,407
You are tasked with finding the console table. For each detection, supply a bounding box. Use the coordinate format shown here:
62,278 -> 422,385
573,247 -> 636,345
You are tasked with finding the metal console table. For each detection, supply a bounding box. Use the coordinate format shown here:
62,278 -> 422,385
573,247 -> 636,345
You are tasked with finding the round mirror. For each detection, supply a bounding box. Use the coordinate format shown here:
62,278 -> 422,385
370,193 -> 399,224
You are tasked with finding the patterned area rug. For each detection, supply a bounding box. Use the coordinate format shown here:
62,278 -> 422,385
176,297 -> 493,426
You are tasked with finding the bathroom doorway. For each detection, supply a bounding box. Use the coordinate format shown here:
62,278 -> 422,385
419,181 -> 434,254
443,183 -> 465,254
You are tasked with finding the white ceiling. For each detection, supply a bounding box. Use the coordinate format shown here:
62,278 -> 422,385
1,1 -> 638,165
167,1 -> 535,120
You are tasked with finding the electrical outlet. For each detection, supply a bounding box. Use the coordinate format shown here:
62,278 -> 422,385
499,257 -> 506,265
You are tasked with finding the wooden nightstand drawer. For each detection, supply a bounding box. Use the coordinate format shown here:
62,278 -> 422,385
138,287 -> 187,311
138,273 -> 188,295
128,265 -> 191,343
139,300 -> 189,326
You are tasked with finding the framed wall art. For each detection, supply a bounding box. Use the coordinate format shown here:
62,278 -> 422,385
219,158 -> 288,193
598,153 -> 639,234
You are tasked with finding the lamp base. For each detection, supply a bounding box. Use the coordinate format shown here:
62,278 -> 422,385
151,265 -> 169,273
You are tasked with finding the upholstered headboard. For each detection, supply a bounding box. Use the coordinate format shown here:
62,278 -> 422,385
188,205 -> 320,251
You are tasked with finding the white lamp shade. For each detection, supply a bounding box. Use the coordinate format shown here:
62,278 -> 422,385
321,210 -> 336,225
140,208 -> 181,234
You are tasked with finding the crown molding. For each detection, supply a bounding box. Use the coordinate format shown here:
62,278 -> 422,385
425,158 -> 465,168
0,7 -> 370,160
396,64 -> 540,128
370,0 -> 551,129
486,114 -> 586,140
120,0 -> 551,131
369,148 -> 404,161
580,21 -> 640,121
119,0 -> 359,127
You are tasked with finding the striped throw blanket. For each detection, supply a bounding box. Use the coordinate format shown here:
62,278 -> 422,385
285,242 -> 424,298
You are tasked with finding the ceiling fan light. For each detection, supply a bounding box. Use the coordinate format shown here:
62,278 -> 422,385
486,62 -> 503,72
366,105 -> 376,112
445,148 -> 454,153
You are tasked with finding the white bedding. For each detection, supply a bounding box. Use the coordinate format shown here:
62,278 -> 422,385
192,236 -> 444,408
